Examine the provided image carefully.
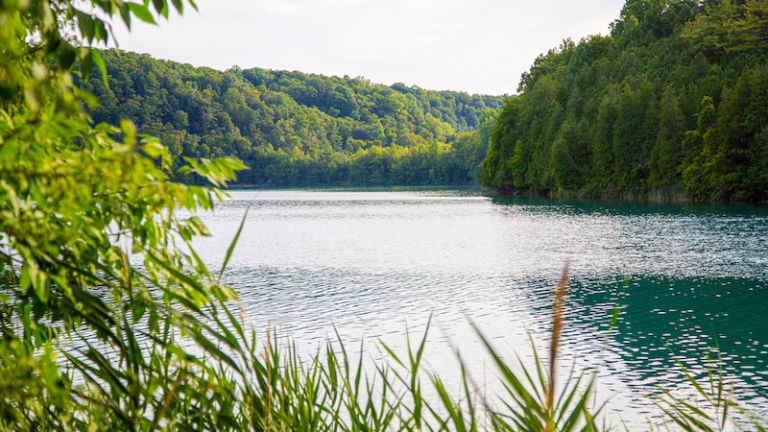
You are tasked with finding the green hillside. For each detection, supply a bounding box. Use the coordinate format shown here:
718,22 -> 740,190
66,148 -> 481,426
81,50 -> 503,186
481,0 -> 768,202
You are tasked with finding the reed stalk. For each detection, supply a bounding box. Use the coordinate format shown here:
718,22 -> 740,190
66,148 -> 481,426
546,260 -> 570,431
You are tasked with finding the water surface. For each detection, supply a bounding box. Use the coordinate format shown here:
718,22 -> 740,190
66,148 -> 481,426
193,189 -> 768,425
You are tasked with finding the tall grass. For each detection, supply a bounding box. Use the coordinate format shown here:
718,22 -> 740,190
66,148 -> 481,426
3,262 -> 766,430
189,263 -> 764,431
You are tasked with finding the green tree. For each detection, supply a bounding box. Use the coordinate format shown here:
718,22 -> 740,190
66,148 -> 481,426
481,0 -> 768,202
82,50 -> 505,187
0,1 -> 250,428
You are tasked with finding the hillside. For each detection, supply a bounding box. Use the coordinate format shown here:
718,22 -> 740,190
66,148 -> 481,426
81,51 -> 504,186
481,0 -> 768,202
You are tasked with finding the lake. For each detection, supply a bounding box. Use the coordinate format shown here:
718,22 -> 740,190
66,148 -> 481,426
191,188 -> 768,426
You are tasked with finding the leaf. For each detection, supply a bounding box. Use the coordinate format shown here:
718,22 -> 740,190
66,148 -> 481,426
81,51 -> 93,81
127,3 -> 157,25
171,0 -> 184,13
142,139 -> 164,158
92,51 -> 109,88
57,45 -> 77,69
119,4 -> 132,29
152,0 -> 169,18
77,12 -> 95,42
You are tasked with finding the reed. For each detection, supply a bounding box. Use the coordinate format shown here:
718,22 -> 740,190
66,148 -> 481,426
547,260 -> 570,429
2,260 -> 766,431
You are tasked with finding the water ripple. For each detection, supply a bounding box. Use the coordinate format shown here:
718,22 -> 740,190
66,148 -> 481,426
185,189 -> 768,425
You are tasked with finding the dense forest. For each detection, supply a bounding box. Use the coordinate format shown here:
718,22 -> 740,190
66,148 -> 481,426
481,0 -> 768,202
81,51 -> 503,186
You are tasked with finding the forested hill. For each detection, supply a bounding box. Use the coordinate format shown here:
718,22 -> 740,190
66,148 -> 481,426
81,50 -> 504,186
481,0 -> 768,202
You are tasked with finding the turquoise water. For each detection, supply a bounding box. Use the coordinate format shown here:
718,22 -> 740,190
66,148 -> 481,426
193,189 -> 768,425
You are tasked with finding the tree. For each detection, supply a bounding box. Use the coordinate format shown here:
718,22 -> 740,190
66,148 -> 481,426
80,49 -> 504,187
481,0 -> 768,202
683,0 -> 768,58
0,1 -> 253,428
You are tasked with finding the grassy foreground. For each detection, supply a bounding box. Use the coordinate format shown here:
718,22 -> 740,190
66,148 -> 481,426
3,261 -> 765,431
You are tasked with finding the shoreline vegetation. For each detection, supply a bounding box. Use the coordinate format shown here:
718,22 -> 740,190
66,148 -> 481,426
1,0 -> 767,431
481,0 -> 768,203
78,50 -> 503,189
75,0 -> 768,203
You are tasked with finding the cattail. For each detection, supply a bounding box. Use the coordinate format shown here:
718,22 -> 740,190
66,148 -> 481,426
545,261 -> 570,430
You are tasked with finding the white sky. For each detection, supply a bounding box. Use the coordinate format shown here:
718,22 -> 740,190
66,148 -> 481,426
110,0 -> 625,95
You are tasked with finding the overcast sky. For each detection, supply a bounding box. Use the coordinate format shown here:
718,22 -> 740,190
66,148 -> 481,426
110,0 -> 625,95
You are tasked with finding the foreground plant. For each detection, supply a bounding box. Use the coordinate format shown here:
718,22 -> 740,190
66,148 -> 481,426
412,264 -> 598,432
483,264 -> 603,432
649,351 -> 768,432
0,0 -> 247,428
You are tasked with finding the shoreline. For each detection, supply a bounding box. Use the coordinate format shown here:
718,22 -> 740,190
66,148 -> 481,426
223,184 -> 768,209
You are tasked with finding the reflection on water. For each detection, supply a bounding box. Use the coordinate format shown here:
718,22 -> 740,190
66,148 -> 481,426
191,189 -> 768,424
558,276 -> 768,415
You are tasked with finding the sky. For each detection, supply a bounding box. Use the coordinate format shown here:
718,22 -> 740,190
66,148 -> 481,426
110,0 -> 626,95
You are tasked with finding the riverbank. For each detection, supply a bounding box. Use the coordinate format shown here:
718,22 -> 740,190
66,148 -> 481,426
485,185 -> 768,205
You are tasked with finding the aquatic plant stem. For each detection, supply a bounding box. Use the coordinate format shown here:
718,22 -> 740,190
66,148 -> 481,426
546,261 -> 570,431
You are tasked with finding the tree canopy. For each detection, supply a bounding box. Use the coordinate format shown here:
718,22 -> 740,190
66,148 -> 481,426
79,51 -> 504,186
481,0 -> 768,202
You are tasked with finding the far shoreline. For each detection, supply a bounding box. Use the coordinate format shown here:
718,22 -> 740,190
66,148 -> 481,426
221,185 -> 768,215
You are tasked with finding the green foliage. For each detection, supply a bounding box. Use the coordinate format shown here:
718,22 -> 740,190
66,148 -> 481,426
79,51 -> 505,186
648,348 -> 768,432
0,0 -> 253,428
482,0 -> 768,202
3,0 -> 768,430
682,0 -> 768,58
